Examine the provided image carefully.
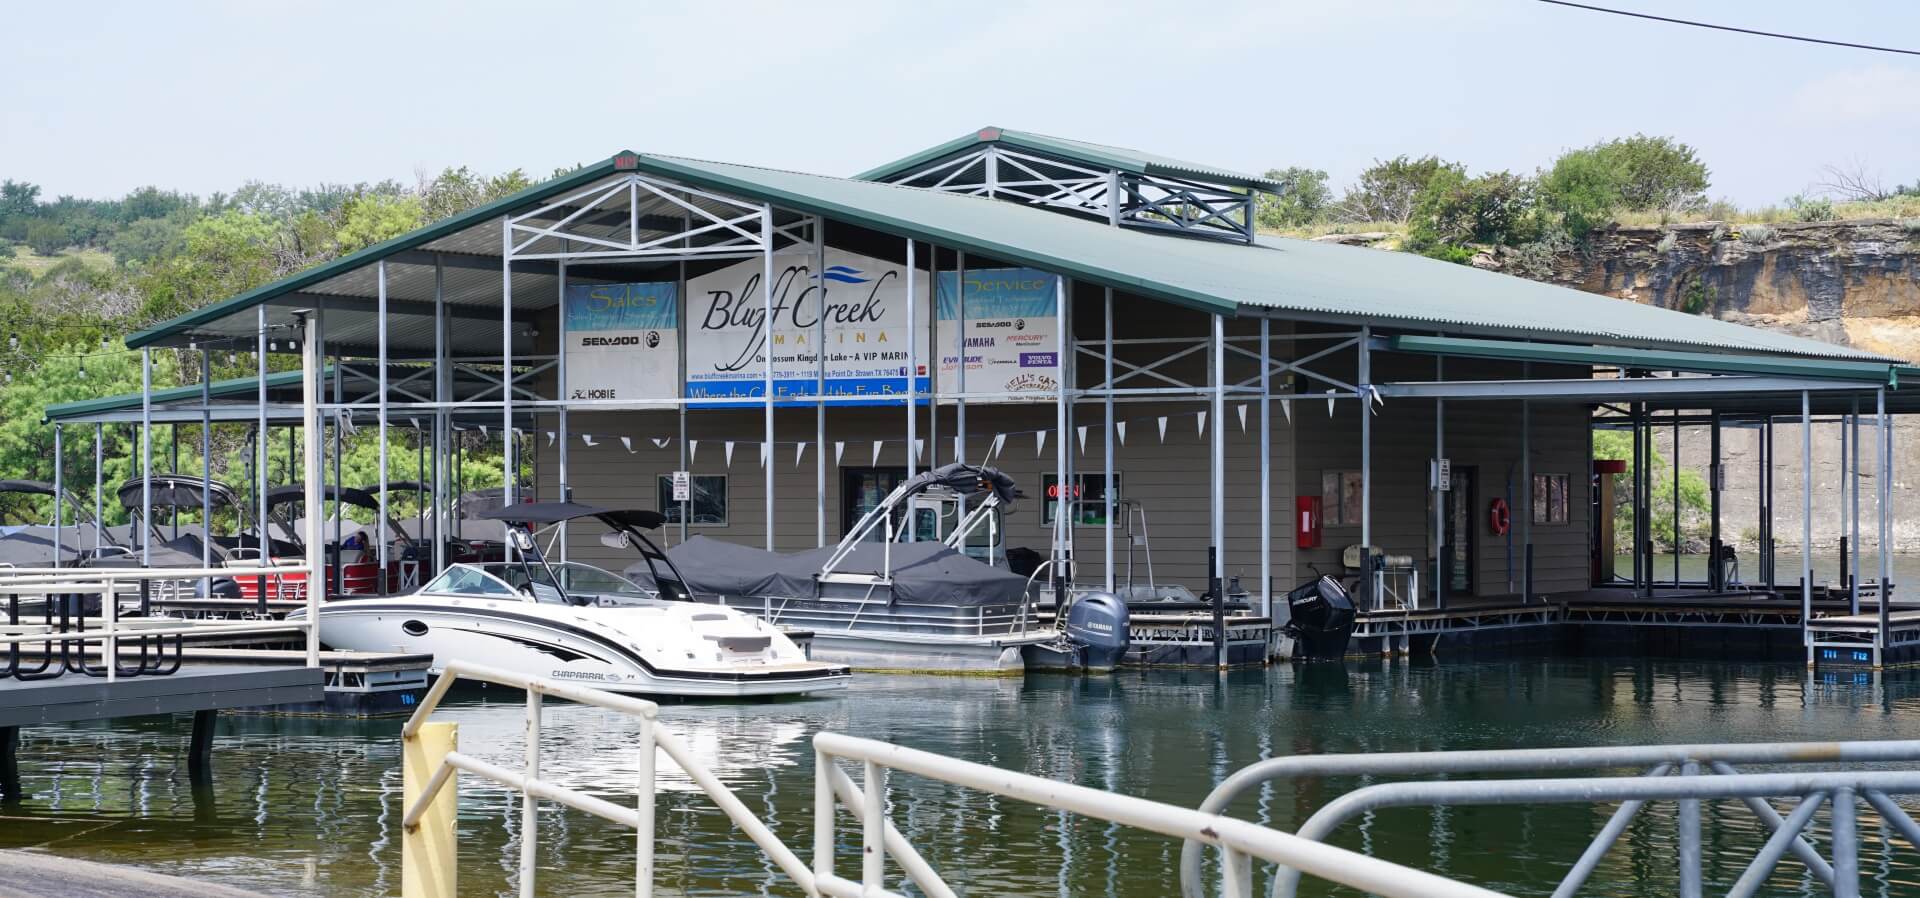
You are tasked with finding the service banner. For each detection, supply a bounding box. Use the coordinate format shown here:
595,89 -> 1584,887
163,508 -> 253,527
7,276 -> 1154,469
685,248 -> 931,407
562,281 -> 679,406
935,267 -> 1061,402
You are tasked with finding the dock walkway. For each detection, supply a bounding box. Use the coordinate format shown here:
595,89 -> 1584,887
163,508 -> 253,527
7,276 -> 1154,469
0,850 -> 269,898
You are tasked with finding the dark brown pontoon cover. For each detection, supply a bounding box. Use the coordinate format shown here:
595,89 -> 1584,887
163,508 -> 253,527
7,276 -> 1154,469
623,535 -> 1028,607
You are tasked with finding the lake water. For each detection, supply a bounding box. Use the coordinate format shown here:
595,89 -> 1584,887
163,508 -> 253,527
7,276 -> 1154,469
6,659 -> 1920,897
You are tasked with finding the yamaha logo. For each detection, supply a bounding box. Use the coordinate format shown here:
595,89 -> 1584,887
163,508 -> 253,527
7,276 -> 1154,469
645,330 -> 661,348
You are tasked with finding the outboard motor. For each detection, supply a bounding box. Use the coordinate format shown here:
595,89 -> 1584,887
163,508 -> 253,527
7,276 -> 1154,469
1064,592 -> 1131,672
1284,575 -> 1356,661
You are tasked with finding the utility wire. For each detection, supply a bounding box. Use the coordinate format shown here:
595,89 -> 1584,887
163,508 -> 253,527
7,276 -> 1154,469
1534,0 -> 1920,57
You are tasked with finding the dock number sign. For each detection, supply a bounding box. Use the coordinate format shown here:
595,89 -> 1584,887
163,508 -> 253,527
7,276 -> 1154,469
670,471 -> 691,503
563,281 -> 680,408
1433,458 -> 1452,491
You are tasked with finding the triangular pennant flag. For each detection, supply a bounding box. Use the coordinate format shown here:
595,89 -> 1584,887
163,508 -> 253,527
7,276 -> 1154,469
1196,411 -> 1207,437
652,437 -> 670,449
872,441 -> 884,466
913,438 -> 924,462
1157,417 -> 1168,443
952,436 -> 963,461
795,442 -> 807,466
689,440 -> 699,463
620,436 -> 634,453
480,425 -> 489,439
1237,404 -> 1248,432
1116,421 -> 1128,445
835,441 -> 846,465
545,431 -> 556,447
582,433 -> 597,447
409,418 -> 421,431
759,443 -> 769,467
1281,399 -> 1291,423
1326,390 -> 1337,416
1077,425 -> 1088,454
989,433 -> 1006,460
724,441 -> 736,467
1035,431 -> 1048,456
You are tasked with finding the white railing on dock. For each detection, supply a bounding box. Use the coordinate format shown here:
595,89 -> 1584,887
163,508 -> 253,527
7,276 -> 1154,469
396,661 -> 1506,898
0,563 -> 319,676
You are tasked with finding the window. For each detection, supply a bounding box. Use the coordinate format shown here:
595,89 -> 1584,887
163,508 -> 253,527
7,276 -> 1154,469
658,475 -> 728,526
1321,471 -> 1364,526
1533,473 -> 1569,525
1042,473 -> 1121,526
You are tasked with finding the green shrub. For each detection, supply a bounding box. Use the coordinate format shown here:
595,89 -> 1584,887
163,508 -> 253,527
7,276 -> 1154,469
24,221 -> 67,256
1337,155 -> 1461,223
1787,194 -> 1836,222
1255,167 -> 1331,229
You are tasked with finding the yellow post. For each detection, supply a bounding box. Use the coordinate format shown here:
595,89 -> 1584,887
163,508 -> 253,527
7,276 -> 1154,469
403,720 -> 458,898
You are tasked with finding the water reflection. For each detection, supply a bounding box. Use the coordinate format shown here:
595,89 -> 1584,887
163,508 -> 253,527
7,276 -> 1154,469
5,660 -> 1920,897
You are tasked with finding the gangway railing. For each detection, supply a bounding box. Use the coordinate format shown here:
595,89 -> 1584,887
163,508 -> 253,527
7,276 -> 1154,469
397,661 -> 1507,898
1178,739 -> 1920,898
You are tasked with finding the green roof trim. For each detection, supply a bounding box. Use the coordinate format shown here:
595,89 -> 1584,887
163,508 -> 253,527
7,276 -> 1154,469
854,126 -> 1280,190
1388,335 -> 1901,385
124,156 -> 628,350
44,367 -> 324,422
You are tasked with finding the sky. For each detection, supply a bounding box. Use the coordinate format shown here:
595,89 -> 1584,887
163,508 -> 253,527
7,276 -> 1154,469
3,0 -> 1918,206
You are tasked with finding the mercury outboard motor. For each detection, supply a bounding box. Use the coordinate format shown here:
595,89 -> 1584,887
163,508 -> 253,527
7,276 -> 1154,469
1064,592 -> 1131,672
1284,575 -> 1355,661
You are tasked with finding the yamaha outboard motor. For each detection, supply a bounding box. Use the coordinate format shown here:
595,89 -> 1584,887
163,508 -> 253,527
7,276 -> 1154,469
1284,575 -> 1356,661
1064,592 -> 1131,672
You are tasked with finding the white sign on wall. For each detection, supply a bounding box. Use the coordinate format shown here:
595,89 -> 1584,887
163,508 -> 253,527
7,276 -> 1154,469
936,267 -> 1060,402
684,248 -> 931,407
563,281 -> 679,407
670,470 -> 691,502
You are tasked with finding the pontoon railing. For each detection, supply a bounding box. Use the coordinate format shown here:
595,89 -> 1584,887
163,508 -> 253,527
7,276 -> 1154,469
397,661 -> 1505,898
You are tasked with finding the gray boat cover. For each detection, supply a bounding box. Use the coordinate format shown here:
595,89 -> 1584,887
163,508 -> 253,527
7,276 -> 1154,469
624,535 -> 1029,607
0,524 -> 205,567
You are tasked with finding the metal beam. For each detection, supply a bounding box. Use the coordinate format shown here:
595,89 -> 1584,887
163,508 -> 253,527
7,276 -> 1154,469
1377,376 -> 1874,402
265,292 -> 540,324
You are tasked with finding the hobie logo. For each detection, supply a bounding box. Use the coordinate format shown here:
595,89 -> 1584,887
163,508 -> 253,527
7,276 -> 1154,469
823,265 -> 869,284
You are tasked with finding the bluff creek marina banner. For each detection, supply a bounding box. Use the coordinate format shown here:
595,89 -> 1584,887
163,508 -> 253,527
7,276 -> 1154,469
685,248 -> 932,407
563,281 -> 679,408
936,267 -> 1060,402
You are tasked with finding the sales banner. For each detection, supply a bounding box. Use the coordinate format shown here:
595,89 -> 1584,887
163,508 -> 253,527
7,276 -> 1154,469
685,248 -> 931,407
562,281 -> 679,407
935,267 -> 1061,402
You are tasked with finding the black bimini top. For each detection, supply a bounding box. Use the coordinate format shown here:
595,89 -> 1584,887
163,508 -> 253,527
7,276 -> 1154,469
0,479 -> 57,497
117,475 -> 239,510
480,502 -> 665,530
265,483 -> 382,510
360,480 -> 429,494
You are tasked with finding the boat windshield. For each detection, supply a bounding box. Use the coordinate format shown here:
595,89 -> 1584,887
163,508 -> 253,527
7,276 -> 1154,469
547,563 -> 653,599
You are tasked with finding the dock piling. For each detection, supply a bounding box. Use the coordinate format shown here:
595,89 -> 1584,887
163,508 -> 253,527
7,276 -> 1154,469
402,720 -> 458,898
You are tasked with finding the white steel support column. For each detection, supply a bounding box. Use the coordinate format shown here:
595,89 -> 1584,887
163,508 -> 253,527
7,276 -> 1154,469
1053,276 -> 1069,584
92,424 -> 102,553
906,239 -> 919,490
814,224 -> 827,546
761,205 -> 776,551
377,260 -> 390,590
1433,353 -> 1444,611
501,216 -> 516,552
301,312 -> 323,667
1358,327 -> 1373,600
1258,315 -> 1271,620
677,259 -> 689,545
51,425 -> 61,569
431,255 -> 447,573
1210,314 -> 1226,605
1103,288 -> 1115,593
257,306 -> 268,568
1520,377 -> 1531,602
557,260 -> 569,561
1852,398 -> 1862,614
140,347 -> 152,566
200,349 -> 212,589
1802,391 -> 1813,653
957,251 -> 969,464
1879,388 -> 1893,652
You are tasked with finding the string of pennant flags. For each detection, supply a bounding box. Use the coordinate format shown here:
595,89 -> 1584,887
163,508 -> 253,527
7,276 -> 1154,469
358,389 -> 1381,468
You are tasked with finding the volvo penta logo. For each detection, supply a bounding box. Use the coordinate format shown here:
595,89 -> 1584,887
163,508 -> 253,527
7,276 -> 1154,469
645,331 -> 661,348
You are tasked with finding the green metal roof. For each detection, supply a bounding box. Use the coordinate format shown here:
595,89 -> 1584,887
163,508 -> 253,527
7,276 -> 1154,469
127,149 -> 1895,365
44,367 -> 316,422
854,126 -> 1280,190
1388,335 -> 1901,385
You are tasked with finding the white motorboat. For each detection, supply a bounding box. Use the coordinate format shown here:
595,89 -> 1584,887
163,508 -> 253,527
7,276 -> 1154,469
297,502 -> 849,699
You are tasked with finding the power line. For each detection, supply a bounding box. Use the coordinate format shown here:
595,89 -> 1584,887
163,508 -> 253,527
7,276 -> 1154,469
1534,0 -> 1920,56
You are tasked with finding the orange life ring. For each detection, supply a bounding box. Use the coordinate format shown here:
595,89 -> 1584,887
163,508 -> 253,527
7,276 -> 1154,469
1489,498 -> 1511,536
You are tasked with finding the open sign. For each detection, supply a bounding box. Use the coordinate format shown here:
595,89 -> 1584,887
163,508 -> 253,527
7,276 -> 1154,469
1045,483 -> 1082,499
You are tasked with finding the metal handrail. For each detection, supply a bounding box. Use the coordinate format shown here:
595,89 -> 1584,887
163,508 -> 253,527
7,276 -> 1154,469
1179,739 -> 1920,898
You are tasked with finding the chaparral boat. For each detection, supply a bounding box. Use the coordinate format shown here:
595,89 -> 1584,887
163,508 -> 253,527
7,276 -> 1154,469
297,501 -> 849,698
625,463 -> 1130,674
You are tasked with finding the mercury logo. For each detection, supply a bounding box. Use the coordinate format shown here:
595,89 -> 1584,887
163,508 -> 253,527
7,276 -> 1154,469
645,331 -> 661,348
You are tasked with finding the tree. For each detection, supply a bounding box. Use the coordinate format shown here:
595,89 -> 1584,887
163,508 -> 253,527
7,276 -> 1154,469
0,180 -> 40,222
1336,155 -> 1461,224
333,192 -> 424,254
25,221 -> 68,256
1254,167 -> 1331,230
1406,169 -> 1542,257
1592,429 -> 1710,552
1541,135 -> 1708,228
1539,147 -> 1624,239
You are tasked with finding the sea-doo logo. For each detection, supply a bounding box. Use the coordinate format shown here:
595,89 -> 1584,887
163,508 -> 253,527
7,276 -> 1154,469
645,330 -> 661,348
582,335 -> 641,346
1014,318 -> 1027,331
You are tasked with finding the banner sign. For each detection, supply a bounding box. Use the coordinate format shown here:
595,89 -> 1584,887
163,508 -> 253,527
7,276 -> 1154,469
936,267 -> 1060,402
563,281 -> 679,406
685,248 -> 931,407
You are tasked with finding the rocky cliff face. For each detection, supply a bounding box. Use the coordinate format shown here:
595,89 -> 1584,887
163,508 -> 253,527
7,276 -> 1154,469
1486,219 -> 1920,361
1486,219 -> 1920,553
